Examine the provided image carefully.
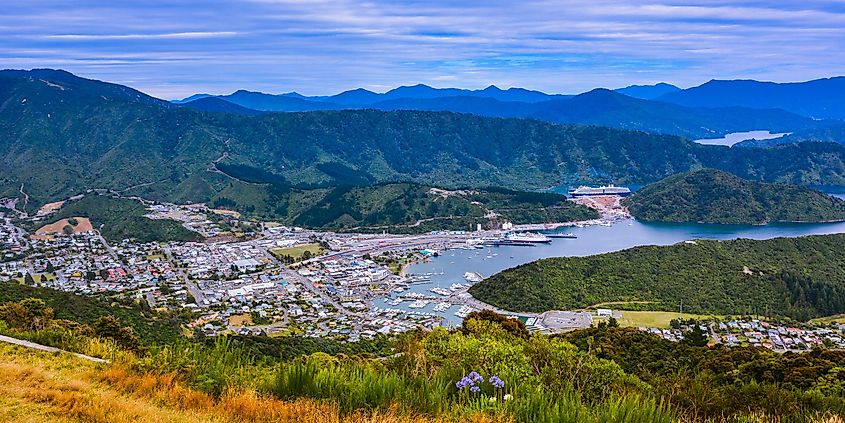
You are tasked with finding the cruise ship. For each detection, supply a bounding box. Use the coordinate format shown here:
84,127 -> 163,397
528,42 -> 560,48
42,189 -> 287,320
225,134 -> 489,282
568,185 -> 631,197
501,232 -> 551,244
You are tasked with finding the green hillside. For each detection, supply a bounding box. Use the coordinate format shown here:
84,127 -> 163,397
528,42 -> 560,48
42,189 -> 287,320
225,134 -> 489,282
210,182 -> 598,232
6,70 -> 845,213
623,169 -> 845,224
49,195 -> 199,243
470,234 -> 845,320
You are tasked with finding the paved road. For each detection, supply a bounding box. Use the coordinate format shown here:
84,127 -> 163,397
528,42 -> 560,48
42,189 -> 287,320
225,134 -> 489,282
274,263 -> 365,319
0,334 -> 107,363
163,247 -> 207,306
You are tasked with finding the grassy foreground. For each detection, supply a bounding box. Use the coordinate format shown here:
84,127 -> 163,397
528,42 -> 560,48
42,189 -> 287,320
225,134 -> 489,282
0,343 -> 494,423
1,292 -> 844,423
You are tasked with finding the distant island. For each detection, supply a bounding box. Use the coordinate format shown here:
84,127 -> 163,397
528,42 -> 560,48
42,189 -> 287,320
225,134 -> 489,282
469,233 -> 845,320
622,169 -> 845,224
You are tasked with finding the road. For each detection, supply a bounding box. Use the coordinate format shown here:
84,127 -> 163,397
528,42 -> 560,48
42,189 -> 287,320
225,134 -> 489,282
272,259 -> 365,319
163,247 -> 207,306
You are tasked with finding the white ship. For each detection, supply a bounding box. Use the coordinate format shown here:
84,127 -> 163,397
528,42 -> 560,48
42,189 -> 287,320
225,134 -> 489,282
454,305 -> 476,318
568,185 -> 631,197
430,287 -> 451,296
388,298 -> 403,306
408,299 -> 429,309
464,272 -> 484,282
433,302 -> 452,312
449,283 -> 467,292
500,232 -> 551,244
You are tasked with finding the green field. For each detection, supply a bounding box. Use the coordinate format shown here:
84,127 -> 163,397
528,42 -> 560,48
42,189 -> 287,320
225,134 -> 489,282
811,314 -> 845,324
613,311 -> 719,328
269,243 -> 324,260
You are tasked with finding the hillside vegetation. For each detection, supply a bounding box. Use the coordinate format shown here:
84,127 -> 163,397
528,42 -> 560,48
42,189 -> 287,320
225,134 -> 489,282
470,234 -> 845,320
623,169 -> 845,224
48,195 -> 199,243
1,291 -> 844,422
6,70 -> 845,212
210,182 -> 598,232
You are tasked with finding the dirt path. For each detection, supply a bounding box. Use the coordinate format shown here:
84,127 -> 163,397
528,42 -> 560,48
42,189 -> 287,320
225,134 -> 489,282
0,334 -> 107,363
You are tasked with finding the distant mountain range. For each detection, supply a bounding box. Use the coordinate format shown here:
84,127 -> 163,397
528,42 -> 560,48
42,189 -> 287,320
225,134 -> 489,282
656,77 -> 845,120
174,79 -> 840,139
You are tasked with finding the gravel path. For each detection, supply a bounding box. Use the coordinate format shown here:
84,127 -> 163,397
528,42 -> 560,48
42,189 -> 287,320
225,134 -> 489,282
0,334 -> 108,363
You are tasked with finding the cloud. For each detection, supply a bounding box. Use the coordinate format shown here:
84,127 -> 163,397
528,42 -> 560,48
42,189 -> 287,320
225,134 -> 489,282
43,32 -> 239,41
0,0 -> 843,97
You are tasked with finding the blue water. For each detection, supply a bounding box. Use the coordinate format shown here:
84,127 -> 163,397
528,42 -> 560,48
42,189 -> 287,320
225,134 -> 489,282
377,218 -> 845,325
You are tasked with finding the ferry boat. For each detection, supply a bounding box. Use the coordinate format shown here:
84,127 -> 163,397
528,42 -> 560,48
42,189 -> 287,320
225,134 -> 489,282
568,185 -> 631,197
497,232 -> 551,245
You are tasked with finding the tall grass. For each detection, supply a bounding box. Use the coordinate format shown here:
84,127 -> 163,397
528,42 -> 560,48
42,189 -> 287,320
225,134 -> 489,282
268,360 -> 451,415
131,336 -> 260,395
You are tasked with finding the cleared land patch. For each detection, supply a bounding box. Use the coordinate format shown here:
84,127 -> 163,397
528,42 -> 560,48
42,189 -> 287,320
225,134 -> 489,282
33,217 -> 93,239
615,311 -> 718,328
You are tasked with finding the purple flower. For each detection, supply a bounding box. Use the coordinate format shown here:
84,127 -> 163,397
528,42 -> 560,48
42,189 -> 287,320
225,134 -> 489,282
468,371 -> 483,383
470,385 -> 481,393
456,376 -> 475,390
488,376 -> 505,389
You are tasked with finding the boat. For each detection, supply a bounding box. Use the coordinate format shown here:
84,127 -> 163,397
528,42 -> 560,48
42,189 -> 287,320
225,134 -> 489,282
433,302 -> 452,312
464,272 -> 484,283
494,232 -> 551,245
449,282 -> 466,291
408,300 -> 429,309
548,232 -> 577,239
388,298 -> 403,306
568,185 -> 631,197
430,287 -> 451,296
454,305 -> 476,318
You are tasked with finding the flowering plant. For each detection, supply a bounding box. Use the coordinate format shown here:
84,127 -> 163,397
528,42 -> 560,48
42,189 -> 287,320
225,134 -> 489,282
455,371 -> 509,405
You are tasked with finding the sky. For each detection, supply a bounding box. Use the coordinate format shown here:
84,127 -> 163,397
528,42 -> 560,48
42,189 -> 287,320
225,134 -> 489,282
2,0 -> 845,99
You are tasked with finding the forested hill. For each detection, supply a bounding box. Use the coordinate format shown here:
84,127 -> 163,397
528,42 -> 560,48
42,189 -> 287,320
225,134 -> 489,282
6,69 -> 845,212
622,169 -> 845,224
208,182 -> 598,232
469,234 -> 845,320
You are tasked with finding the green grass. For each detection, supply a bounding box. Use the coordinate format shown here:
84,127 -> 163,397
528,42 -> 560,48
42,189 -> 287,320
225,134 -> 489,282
811,314 -> 845,324
269,244 -> 324,260
613,311 -> 718,328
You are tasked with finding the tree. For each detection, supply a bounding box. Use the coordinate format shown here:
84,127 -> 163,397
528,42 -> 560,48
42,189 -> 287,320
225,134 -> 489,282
683,324 -> 709,347
62,224 -> 75,235
607,316 -> 619,328
23,273 -> 36,286
462,309 -> 530,339
67,217 -> 79,226
92,315 -> 142,352
0,298 -> 54,331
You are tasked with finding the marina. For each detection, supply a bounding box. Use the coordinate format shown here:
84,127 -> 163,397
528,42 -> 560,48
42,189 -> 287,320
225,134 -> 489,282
376,217 -> 845,326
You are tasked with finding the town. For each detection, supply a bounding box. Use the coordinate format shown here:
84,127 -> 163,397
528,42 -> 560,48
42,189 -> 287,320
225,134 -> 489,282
2,196 -> 844,350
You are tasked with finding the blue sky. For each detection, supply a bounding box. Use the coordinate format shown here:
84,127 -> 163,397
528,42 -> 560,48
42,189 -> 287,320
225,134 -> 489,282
2,1 -> 844,98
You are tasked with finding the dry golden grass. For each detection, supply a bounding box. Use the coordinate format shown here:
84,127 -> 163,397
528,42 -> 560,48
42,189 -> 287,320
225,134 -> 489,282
0,343 -> 503,423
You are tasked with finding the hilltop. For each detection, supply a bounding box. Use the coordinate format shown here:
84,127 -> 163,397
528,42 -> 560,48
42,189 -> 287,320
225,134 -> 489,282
469,233 -> 845,320
2,284 -> 844,422
622,169 -> 845,224
7,70 -> 845,216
